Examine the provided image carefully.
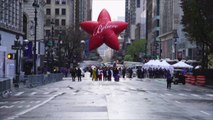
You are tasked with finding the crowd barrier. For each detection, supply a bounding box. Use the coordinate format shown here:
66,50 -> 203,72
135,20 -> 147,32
185,74 -> 206,86
196,75 -> 206,86
0,78 -> 11,98
26,73 -> 64,88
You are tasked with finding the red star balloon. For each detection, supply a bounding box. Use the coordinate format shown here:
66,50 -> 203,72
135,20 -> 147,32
80,9 -> 128,51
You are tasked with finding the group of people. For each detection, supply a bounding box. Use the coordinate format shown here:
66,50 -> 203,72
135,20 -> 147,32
89,67 -> 121,82
70,67 -> 82,81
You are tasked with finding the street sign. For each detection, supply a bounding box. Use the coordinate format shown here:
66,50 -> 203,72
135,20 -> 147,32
11,45 -> 21,50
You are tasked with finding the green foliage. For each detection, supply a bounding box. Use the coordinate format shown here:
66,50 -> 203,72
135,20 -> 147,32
181,0 -> 213,51
124,54 -> 133,61
126,39 -> 146,60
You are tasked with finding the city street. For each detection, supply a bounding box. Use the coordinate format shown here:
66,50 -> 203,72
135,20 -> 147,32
0,73 -> 213,120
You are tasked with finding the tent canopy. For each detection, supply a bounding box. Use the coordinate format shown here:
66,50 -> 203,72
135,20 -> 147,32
172,61 -> 193,68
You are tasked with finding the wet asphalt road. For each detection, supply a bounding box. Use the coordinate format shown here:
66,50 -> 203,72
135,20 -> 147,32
0,72 -> 213,120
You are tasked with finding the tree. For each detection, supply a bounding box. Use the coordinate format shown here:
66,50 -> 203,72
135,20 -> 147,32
181,0 -> 213,68
62,26 -> 88,67
124,54 -> 133,61
126,39 -> 146,61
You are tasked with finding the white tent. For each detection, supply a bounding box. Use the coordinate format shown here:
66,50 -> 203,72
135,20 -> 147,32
172,61 -> 193,68
143,60 -> 174,70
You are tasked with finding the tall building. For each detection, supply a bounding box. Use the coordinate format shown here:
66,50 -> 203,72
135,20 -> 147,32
135,0 -> 143,41
141,0 -> 146,39
44,0 -> 74,38
124,0 -> 136,49
0,0 -> 24,78
158,0 -> 198,60
146,0 -> 160,59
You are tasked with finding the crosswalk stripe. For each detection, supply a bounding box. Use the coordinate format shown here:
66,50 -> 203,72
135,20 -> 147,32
179,93 -> 187,96
191,94 -> 201,98
43,92 -> 50,95
206,94 -> 213,97
200,111 -> 211,116
0,105 -> 14,109
14,92 -> 24,96
17,105 -> 23,108
12,101 -> 25,104
29,92 -> 37,96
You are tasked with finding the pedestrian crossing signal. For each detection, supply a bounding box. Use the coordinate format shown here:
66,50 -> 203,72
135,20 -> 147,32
7,53 -> 14,59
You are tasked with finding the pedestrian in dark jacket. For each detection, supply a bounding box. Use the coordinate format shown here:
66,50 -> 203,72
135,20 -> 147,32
122,67 -> 126,78
77,68 -> 82,81
70,67 -> 76,81
166,72 -> 172,89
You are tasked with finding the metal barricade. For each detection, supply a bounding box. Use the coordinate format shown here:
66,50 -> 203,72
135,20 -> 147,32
0,78 -> 11,98
25,73 -> 63,88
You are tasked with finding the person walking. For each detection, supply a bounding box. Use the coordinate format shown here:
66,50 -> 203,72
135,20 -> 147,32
92,68 -> 97,81
70,67 -> 76,81
122,67 -> 126,78
77,68 -> 82,81
166,72 -> 172,89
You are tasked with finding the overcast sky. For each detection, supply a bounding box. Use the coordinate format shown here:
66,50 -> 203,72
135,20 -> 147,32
92,0 -> 125,21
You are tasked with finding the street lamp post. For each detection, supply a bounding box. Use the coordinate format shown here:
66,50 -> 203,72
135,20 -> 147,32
32,0 -> 39,74
81,40 -> 85,60
51,19 -> 54,72
14,35 -> 20,87
0,34 -> 1,46
173,29 -> 178,59
58,29 -> 62,67
159,38 -> 161,60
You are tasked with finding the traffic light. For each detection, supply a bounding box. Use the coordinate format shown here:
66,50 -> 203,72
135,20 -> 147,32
7,53 -> 14,59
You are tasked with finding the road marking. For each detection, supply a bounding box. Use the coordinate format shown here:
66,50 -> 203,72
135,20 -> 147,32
179,93 -> 187,96
43,92 -> 50,95
0,105 -> 14,109
29,92 -> 37,96
191,94 -> 201,98
0,101 -> 8,104
25,105 -> 31,108
5,92 -> 65,120
14,92 -> 24,96
166,93 -> 172,96
200,111 -> 211,116
12,101 -> 25,104
175,101 -> 181,104
206,94 -> 213,97
30,100 -> 41,104
17,106 -> 23,108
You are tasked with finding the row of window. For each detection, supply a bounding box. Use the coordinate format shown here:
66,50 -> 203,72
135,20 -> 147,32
46,19 -> 66,26
46,8 -> 66,15
46,0 -> 66,5
45,29 -> 66,37
0,0 -> 21,30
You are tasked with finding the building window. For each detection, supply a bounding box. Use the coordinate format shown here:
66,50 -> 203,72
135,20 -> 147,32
61,19 -> 66,26
46,30 -> 51,36
62,0 -> 66,4
55,19 -> 59,26
46,19 -> 51,26
46,8 -> 51,15
55,8 -> 59,15
157,19 -> 159,27
157,0 -> 160,15
46,0 -> 51,4
137,0 -> 140,8
62,9 -> 66,15
55,0 -> 60,4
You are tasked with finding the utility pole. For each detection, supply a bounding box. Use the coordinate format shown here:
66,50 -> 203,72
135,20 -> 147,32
32,0 -> 39,74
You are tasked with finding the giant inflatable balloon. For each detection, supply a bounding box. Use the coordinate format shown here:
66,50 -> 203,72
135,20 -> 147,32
80,9 -> 128,51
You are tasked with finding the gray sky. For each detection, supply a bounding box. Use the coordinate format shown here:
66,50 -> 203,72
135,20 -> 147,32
92,0 -> 125,21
